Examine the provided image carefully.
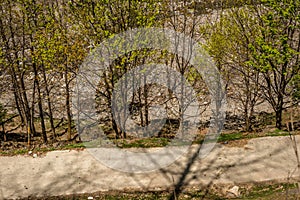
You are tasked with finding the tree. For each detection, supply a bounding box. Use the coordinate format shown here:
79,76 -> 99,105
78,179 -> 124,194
292,73 -> 300,101
0,0 -> 38,145
0,103 -> 7,141
204,7 -> 264,131
248,0 -> 300,129
70,0 -> 163,139
19,0 -> 50,143
37,0 -> 87,141
0,0 -> 87,144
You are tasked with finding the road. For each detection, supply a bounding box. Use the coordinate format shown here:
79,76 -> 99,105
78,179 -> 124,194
1,135 -> 300,199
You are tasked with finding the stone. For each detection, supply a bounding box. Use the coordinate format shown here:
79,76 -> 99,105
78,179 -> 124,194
226,186 -> 239,198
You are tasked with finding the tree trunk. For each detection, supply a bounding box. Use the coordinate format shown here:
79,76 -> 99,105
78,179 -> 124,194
65,68 -> 72,141
19,70 -> 35,137
143,74 -> 149,137
1,122 -> 6,142
275,94 -> 284,129
42,65 -> 56,140
138,87 -> 144,128
275,109 -> 283,130
244,104 -> 253,132
112,115 -> 121,139
27,120 -> 31,147
33,63 -> 47,143
12,87 -> 24,125
122,69 -> 128,139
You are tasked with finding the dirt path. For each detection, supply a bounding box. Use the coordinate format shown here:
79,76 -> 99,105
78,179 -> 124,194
1,135 -> 300,199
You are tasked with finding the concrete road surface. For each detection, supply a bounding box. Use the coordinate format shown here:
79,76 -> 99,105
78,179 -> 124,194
1,135 -> 300,199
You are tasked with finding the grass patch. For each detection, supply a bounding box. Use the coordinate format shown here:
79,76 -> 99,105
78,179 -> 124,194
24,190 -> 223,200
23,182 -> 300,199
80,128 -> 295,149
0,142 -> 86,156
14,148 -> 29,154
265,129 -> 290,137
0,128 -> 298,156
116,137 -> 170,148
63,143 -> 85,149
240,182 -> 298,200
0,148 -> 29,156
215,128 -> 298,144
218,132 -> 244,142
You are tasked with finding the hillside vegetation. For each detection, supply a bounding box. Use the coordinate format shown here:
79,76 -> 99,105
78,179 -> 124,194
0,0 -> 299,150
